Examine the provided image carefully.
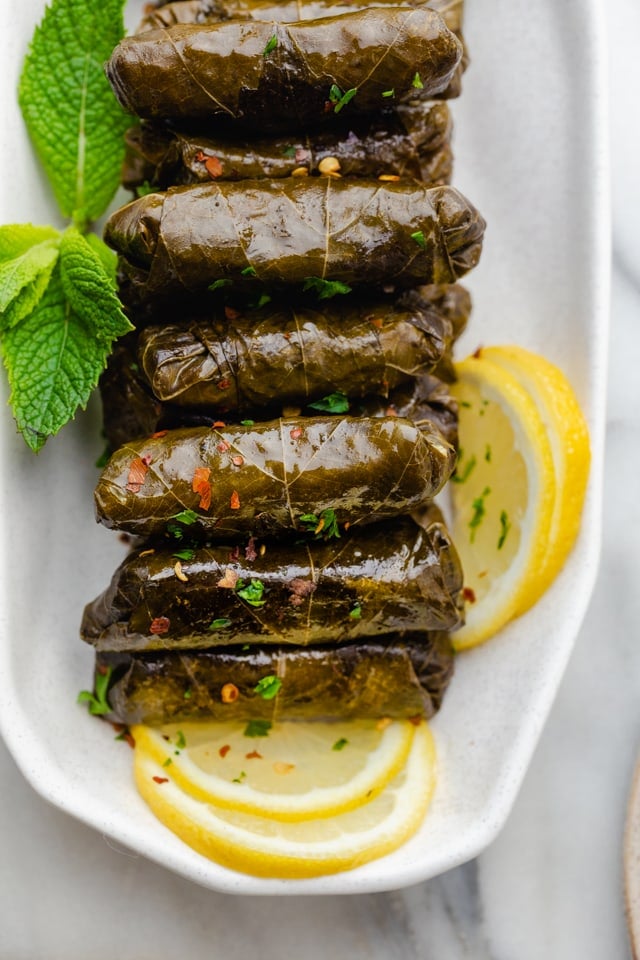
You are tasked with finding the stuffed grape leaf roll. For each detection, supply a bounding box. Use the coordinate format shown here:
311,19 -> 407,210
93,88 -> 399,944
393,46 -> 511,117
94,416 -> 455,539
81,513 -> 463,652
95,632 -> 455,725
121,100 -> 453,190
136,298 -> 452,412
106,9 -> 462,131
105,180 -> 485,305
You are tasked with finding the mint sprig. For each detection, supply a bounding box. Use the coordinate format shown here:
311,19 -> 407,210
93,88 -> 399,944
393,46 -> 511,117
0,0 -> 133,451
19,0 -> 131,228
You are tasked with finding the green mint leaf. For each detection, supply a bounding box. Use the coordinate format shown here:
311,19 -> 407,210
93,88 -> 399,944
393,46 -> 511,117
303,277 -> 352,300
236,578 -> 266,607
84,233 -> 118,283
253,676 -> 282,700
59,227 -> 132,342
2,264 -> 113,450
308,391 -> 349,414
0,224 -> 61,330
243,720 -> 272,738
19,0 -> 131,226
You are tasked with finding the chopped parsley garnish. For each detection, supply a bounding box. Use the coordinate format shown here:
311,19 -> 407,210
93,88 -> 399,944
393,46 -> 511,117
173,548 -> 195,561
469,486 -> 491,543
236,578 -> 266,607
332,738 -> 349,751
254,675 -> 282,700
411,230 -> 426,248
244,719 -> 272,738
303,276 -> 352,300
136,180 -> 156,198
382,89 -> 395,98
232,770 -> 247,783
298,507 -> 341,539
497,510 -> 511,550
209,278 -> 232,292
263,34 -> 278,57
412,72 -> 424,89
240,419 -> 255,427
452,454 -> 477,484
77,665 -> 112,716
459,400 -> 472,409
250,292 -> 271,309
162,757 -> 173,768
282,145 -> 297,158
175,730 -> 187,750
170,509 -> 199,526
95,444 -> 111,469
485,444 -> 492,463
328,84 -> 357,114
349,604 -> 362,620
183,689 -> 192,700
308,391 -> 349,413
241,266 -> 257,276
209,617 -> 233,630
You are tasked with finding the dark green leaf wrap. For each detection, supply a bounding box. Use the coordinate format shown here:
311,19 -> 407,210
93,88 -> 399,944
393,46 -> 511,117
106,10 -> 462,131
81,513 -> 463,652
95,632 -> 455,724
122,100 -> 453,190
137,0 -> 467,100
136,299 -> 451,411
357,374 -> 459,448
104,180 -> 485,304
94,416 -> 455,539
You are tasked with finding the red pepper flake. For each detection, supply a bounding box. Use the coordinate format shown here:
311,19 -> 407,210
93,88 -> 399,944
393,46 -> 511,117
213,421 -> 226,429
290,426 -> 303,440
112,723 -> 136,748
150,616 -> 170,635
195,151 -> 207,162
152,776 -> 169,785
217,440 -> 230,453
232,455 -> 244,467
385,406 -> 398,417
370,317 -> 383,329
344,521 -> 351,531
228,545 -> 241,562
151,430 -> 168,439
205,155 -> 224,179
245,750 -> 263,760
192,466 -> 212,511
221,683 -> 239,704
408,715 -> 423,727
126,456 -> 150,493
472,346 -> 483,359
230,490 -> 241,510
217,378 -> 231,390
219,744 -> 231,758
97,662 -> 110,677
224,306 -> 241,322
462,586 -> 477,603
245,536 -> 257,562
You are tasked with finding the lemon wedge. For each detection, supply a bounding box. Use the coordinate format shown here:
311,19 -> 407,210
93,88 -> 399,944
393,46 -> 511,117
132,719 -> 414,822
449,348 -> 589,650
480,345 -> 590,596
449,353 -> 557,649
134,721 -> 436,879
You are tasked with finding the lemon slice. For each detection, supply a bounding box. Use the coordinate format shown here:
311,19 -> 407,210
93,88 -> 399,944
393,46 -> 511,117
134,721 -> 436,879
449,353 -> 557,649
479,345 -> 590,596
132,719 -> 415,822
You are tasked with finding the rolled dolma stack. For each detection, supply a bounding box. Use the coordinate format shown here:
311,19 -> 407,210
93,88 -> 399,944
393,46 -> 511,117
84,0 -> 484,723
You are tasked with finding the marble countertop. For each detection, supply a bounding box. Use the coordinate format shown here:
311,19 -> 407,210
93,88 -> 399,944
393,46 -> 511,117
1,1 -> 638,956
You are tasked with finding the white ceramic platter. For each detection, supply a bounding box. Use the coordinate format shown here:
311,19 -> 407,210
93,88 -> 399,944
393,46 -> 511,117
0,0 -> 609,895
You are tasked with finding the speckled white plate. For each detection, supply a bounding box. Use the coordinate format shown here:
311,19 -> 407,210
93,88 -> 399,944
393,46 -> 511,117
0,0 -> 609,895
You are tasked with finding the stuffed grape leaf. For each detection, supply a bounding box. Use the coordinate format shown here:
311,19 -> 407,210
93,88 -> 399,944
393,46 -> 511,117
122,100 -> 453,190
104,180 -> 485,305
106,9 -> 462,131
94,416 -> 455,539
94,632 -> 455,725
81,512 -> 463,652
